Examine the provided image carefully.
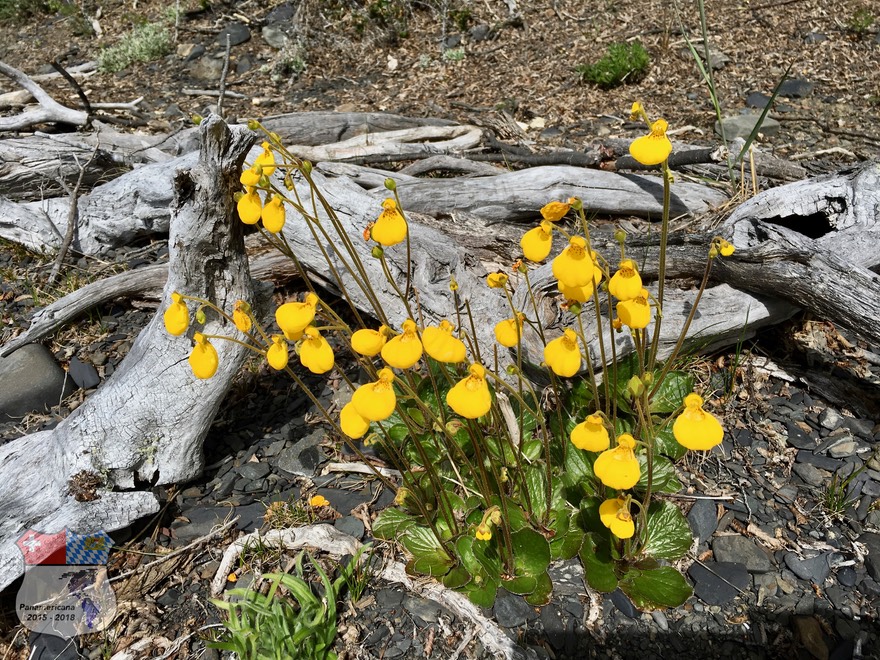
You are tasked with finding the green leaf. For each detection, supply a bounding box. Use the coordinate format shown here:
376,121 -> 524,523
654,426 -> 687,461
502,575 -> 537,595
550,527 -> 585,561
650,370 -> 693,414
522,439 -> 543,461
524,571 -> 553,606
466,581 -> 498,608
372,508 -> 417,540
567,377 -> 595,410
399,526 -> 453,576
564,443 -> 595,483
442,566 -> 471,590
642,501 -> 693,560
511,528 -> 551,577
455,536 -> 482,575
619,566 -> 692,610
635,454 -> 681,495
579,533 -> 618,593
524,465 -> 549,519
609,353 -> 640,413
387,423 -> 409,443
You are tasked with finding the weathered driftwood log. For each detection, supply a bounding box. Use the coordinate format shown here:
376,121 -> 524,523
0,115 -> 256,592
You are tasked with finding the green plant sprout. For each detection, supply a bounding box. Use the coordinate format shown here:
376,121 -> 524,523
98,22 -> 171,74
576,42 -> 650,89
167,106 -> 737,612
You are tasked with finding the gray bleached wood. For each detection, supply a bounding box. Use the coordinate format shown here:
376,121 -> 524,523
0,115 -> 256,592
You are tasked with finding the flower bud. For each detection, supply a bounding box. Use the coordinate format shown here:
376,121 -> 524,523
247,119 -> 261,131
371,246 -> 385,259
614,228 -> 627,245
568,196 -> 583,211
568,301 -> 582,316
195,308 -> 207,324
384,177 -> 397,191
191,114 -> 203,125
300,161 -> 312,176
627,375 -> 645,398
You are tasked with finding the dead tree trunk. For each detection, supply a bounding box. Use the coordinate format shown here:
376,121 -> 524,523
0,115 -> 256,592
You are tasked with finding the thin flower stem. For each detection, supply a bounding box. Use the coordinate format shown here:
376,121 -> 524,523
576,311 -> 601,409
647,162 -> 672,373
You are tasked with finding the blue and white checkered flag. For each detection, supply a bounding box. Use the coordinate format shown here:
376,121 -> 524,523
66,530 -> 112,565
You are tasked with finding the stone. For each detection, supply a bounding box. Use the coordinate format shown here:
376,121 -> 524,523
836,566 -> 858,587
778,78 -> 814,98
28,632 -> 79,660
793,462 -> 830,488
820,407 -> 843,430
688,561 -> 749,606
712,535 -> 774,573
609,588 -> 639,618
715,113 -> 780,140
858,532 -> 880,581
539,603 -> 568,650
262,25 -> 289,49
804,32 -> 827,43
786,422 -> 819,449
784,552 -> 831,583
188,55 -> 224,82
266,2 -> 295,22
402,596 -> 442,625
493,589 -> 537,627
217,22 -> 251,46
237,461 -> 270,481
171,506 -> 228,540
335,516 -> 365,540
235,503 -> 266,532
468,24 -> 492,42
651,610 -> 669,632
828,440 -> 858,459
547,559 -> 585,596
687,498 -> 718,543
796,450 -> 840,471
316,487 -> 371,516
0,344 -> 74,418
275,430 -> 326,477
842,417 -> 875,439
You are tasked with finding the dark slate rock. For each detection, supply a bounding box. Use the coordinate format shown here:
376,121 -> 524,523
211,470 -> 237,498
493,589 -> 537,627
402,596 -> 443,625
688,561 -> 749,606
547,559 -> 585,596
217,22 -> 251,46
28,632 -> 78,660
171,506 -> 228,540
786,422 -> 819,449
796,450 -> 840,471
733,428 -> 754,447
609,588 -> 639,618
688,498 -> 718,543
784,552 -> 831,583
713,536 -> 774,573
236,54 -> 256,75
860,532 -> 880,580
266,2 -> 295,22
804,32 -> 827,43
364,624 -> 390,646
316,487 -> 371,515
262,25 -> 288,49
376,587 -> 404,609
778,78 -> 814,98
715,114 -> 780,139
238,462 -> 270,481
819,407 -> 843,430
539,603 -> 569,651
842,417 -> 875,439
792,462 -> 830,488
468,24 -> 492,41
235,502 -> 266,532
275,430 -> 326,477
0,344 -> 75,418
188,55 -> 224,81
335,515 -> 365,540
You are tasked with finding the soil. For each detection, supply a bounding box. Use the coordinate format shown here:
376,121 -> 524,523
1,1 -> 880,659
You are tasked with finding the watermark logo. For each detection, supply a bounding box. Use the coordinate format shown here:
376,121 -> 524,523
15,528 -> 117,638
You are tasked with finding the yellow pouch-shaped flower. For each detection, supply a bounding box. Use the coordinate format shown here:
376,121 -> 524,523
189,332 -> 219,379
552,236 -> 593,288
266,335 -> 289,370
446,363 -> 492,419
594,434 -> 640,490
616,288 -> 651,329
340,401 -> 371,439
543,329 -> 581,378
629,118 -> 672,166
381,319 -> 423,369
276,293 -> 319,341
254,141 -> 276,177
232,300 -> 253,333
299,326 -> 334,374
599,497 -> 635,539
371,198 -> 408,247
570,414 -> 610,452
262,196 -> 286,233
237,187 -> 262,225
422,320 -> 466,363
351,326 -> 389,357
163,292 -> 189,336
541,200 -> 571,222
352,368 -> 396,421
486,272 -> 509,289
239,166 -> 261,188
521,221 -> 553,262
494,314 -> 524,348
608,260 -> 642,301
673,393 -> 724,450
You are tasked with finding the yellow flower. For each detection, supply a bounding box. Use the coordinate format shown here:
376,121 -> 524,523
261,195 -> 286,233
616,288 -> 651,329
381,319 -> 423,369
570,414 -> 610,452
494,313 -> 524,348
520,221 -> 554,262
254,141 -> 276,177
266,335 -> 289,370
189,332 -> 219,379
340,401 -> 371,439
719,239 -> 735,257
608,260 -> 642,301
351,325 -> 390,357
673,393 -> 724,451
352,368 -> 397,421
237,187 -> 262,225
309,494 -> 329,507
486,271 -> 509,289
543,329 -> 581,378
630,102 -> 644,121
299,326 -> 334,374
599,498 -> 635,539
239,166 -> 261,188
593,434 -> 640,490
446,363 -> 492,419
232,300 -> 252,333
371,198 -> 408,247
552,236 -> 593,288
558,280 -> 594,303
163,292 -> 189,336
475,523 -> 492,541
629,118 -> 672,166
276,293 -> 319,341
540,200 -> 571,222
422,320 -> 466,363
